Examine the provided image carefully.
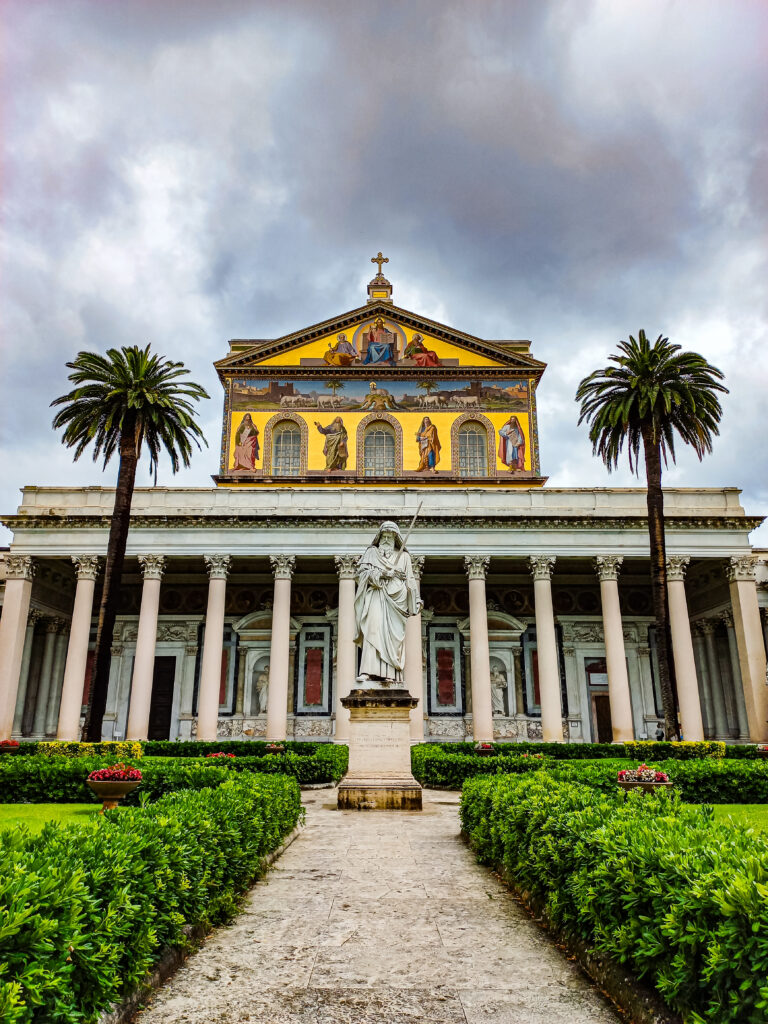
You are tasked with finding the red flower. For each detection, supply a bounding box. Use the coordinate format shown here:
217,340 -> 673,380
87,763 -> 142,782
0,739 -> 19,747
206,752 -> 235,758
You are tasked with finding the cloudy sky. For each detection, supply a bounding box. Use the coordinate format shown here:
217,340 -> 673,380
2,0 -> 767,544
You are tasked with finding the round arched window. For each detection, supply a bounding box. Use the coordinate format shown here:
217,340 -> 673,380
458,422 -> 488,477
272,422 -> 301,476
363,422 -> 395,477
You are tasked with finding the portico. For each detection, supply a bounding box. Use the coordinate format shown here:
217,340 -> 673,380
1,484 -> 765,745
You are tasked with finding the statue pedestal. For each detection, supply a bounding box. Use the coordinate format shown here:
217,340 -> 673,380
337,688 -> 422,810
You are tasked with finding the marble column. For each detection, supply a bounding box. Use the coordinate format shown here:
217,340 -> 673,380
465,555 -> 493,743
721,610 -> 750,740
726,556 -> 768,741
0,555 -> 35,739
594,555 -> 634,742
266,555 -> 295,743
45,627 -> 70,736
32,618 -> 64,737
691,623 -> 715,737
529,555 -> 563,742
125,555 -> 166,741
197,555 -> 231,742
700,619 -> 729,739
404,555 -> 425,742
665,556 -> 704,741
13,610 -> 42,735
334,554 -> 358,744
57,555 -> 100,740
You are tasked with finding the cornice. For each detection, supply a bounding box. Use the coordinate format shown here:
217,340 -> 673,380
214,300 -> 546,377
3,514 -> 764,532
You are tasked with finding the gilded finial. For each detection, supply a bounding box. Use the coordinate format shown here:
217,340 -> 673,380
371,252 -> 388,275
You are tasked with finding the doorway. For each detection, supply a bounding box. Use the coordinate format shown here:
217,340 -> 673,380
148,656 -> 176,740
591,692 -> 612,743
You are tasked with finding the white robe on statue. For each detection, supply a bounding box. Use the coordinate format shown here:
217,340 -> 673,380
354,543 -> 421,683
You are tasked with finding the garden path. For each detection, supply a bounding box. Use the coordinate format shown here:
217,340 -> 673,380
134,789 -> 620,1024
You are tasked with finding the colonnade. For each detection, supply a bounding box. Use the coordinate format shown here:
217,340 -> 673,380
1,550 -> 766,743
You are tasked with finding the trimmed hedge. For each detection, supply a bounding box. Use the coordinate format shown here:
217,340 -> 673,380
0,773 -> 302,1024
426,740 -> 726,760
412,745 -> 768,802
460,773 -> 768,1023
0,747 -> 348,803
141,739 -> 329,757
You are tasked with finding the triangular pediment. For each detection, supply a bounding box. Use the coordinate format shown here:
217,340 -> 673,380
215,301 -> 545,376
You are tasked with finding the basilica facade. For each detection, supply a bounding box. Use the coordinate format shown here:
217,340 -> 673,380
1,265 -> 767,745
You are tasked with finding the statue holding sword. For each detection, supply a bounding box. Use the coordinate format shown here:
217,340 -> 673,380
354,506 -> 423,686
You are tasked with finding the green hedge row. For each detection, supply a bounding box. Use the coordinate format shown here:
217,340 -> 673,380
0,747 -> 348,803
460,773 -> 768,1024
427,740 -> 727,759
0,773 -> 302,1024
141,739 -> 330,757
411,745 -> 768,802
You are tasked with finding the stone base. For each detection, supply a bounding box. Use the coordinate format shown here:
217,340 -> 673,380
338,688 -> 423,812
337,777 -> 423,810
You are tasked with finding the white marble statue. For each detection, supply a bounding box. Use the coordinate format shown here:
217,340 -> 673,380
354,521 -> 423,686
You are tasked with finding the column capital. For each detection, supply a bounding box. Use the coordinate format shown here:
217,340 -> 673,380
334,554 -> 359,580
270,554 -> 296,580
411,555 -> 425,581
698,618 -> 717,636
45,617 -> 67,635
204,554 -> 231,579
529,555 -> 555,581
27,608 -> 43,627
666,555 -> 690,581
4,554 -> 35,581
726,555 -> 758,582
720,609 -> 734,629
71,554 -> 101,581
593,555 -> 623,581
138,554 -> 167,580
464,555 -> 489,581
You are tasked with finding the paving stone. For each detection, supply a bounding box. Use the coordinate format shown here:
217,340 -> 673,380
134,789 -> 620,1024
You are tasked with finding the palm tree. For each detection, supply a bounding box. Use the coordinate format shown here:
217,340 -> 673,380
576,331 -> 726,740
417,380 -> 438,397
325,380 -> 345,397
51,345 -> 209,741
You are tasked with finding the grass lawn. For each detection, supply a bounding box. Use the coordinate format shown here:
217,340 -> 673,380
712,804 -> 768,831
0,804 -> 102,833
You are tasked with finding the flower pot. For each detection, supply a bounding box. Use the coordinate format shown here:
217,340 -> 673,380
265,744 -> 285,754
756,749 -> 768,758
617,780 -> 673,794
475,747 -> 496,757
87,779 -> 141,812
0,747 -> 20,756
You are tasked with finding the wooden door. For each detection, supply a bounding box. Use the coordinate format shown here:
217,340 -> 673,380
148,656 -> 176,740
592,693 -> 613,743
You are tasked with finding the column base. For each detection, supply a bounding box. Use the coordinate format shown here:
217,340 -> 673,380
338,688 -> 422,812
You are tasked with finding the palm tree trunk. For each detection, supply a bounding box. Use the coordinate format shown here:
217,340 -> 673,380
641,426 -> 679,740
82,429 -> 138,741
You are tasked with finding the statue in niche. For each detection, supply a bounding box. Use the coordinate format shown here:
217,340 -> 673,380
232,414 -> 260,471
490,662 -> 508,716
315,416 -> 348,470
250,663 -> 269,715
354,521 -> 422,686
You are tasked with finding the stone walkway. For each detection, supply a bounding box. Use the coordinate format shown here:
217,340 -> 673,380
134,789 -> 620,1023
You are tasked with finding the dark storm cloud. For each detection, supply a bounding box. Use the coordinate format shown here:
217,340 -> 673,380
2,0 -> 768,539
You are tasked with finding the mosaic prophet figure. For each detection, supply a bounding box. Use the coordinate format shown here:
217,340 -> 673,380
403,333 -> 441,367
498,415 -> 526,471
416,417 -> 441,471
232,414 -> 260,471
354,522 -> 422,686
323,333 -> 357,366
315,416 -> 348,470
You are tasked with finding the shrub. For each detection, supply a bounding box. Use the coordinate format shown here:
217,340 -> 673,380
411,745 -> 550,788
460,773 -> 768,1023
0,773 -> 301,1024
0,746 -> 349,803
34,741 -> 144,760
426,740 -> 725,760
142,739 -> 326,757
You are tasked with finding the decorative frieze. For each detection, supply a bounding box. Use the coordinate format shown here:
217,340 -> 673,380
593,555 -> 623,581
204,554 -> 231,579
726,555 -> 758,582
138,554 -> 166,580
4,554 -> 35,581
334,554 -> 358,580
270,554 -> 296,580
666,555 -> 690,582
464,555 -> 489,581
72,555 -> 101,581
529,555 -> 555,581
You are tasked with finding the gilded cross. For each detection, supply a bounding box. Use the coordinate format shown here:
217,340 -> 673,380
371,252 -> 389,275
